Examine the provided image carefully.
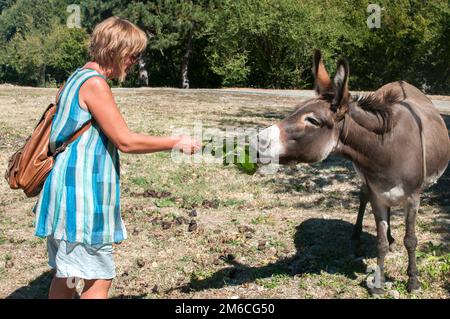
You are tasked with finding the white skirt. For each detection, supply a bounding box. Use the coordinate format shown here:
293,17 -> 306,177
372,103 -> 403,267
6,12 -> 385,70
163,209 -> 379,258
46,235 -> 116,280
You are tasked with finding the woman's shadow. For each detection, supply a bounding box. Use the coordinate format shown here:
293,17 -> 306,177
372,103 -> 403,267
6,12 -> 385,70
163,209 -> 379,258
175,218 -> 377,293
5,271 -> 53,299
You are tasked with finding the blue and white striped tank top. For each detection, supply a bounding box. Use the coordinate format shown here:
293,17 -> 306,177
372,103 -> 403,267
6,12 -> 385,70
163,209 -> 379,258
32,68 -> 127,245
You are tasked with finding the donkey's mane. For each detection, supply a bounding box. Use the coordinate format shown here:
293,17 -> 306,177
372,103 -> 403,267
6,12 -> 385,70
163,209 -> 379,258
350,89 -> 402,134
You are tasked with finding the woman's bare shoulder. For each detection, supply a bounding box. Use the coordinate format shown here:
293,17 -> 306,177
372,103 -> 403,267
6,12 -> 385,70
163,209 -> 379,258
79,75 -> 111,100
79,76 -> 112,110
82,75 -> 110,91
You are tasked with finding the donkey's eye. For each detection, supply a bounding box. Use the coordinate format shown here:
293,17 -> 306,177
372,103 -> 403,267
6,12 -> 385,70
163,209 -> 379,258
305,117 -> 321,127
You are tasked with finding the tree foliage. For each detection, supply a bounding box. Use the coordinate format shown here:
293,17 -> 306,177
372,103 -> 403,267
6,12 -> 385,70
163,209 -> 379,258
0,0 -> 448,94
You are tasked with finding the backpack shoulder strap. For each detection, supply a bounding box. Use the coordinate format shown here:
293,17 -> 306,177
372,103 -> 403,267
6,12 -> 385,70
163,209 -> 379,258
55,81 -> 66,106
51,71 -> 106,156
52,119 -> 93,157
51,80 -> 95,157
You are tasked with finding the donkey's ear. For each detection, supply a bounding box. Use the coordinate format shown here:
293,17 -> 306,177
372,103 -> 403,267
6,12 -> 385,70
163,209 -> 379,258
331,58 -> 350,112
313,50 -> 333,96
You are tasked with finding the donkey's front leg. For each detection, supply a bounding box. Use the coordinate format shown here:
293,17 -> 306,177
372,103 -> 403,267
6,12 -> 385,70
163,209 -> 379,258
369,195 -> 390,295
351,184 -> 369,256
404,193 -> 421,293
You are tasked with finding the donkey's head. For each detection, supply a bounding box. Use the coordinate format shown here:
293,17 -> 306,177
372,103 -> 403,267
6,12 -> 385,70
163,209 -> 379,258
254,50 -> 350,164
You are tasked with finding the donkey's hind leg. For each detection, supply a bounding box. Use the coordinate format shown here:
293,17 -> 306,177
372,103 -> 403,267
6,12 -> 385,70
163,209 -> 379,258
387,207 -> 395,251
351,184 -> 369,256
404,193 -> 421,293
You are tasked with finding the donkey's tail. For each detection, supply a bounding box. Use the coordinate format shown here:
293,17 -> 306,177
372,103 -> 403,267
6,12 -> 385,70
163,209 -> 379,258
420,128 -> 427,186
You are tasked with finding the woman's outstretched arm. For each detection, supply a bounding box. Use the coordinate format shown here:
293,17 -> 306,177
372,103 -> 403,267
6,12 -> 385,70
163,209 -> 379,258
79,76 -> 200,154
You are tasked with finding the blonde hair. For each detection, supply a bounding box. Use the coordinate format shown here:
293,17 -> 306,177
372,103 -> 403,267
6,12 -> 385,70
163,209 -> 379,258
89,16 -> 148,82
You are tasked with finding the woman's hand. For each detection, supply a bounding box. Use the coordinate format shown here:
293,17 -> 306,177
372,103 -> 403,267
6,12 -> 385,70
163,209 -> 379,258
174,135 -> 202,155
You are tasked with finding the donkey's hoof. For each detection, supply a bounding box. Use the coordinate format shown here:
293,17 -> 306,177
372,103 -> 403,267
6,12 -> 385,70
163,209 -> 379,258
351,240 -> 364,257
407,278 -> 421,293
388,242 -> 396,252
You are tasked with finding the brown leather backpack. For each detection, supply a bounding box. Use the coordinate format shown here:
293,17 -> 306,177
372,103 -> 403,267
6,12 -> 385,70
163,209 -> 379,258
4,84 -> 93,198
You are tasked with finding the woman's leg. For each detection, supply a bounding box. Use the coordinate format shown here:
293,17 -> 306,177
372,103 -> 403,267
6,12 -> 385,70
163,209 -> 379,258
48,276 -> 77,299
81,279 -> 112,299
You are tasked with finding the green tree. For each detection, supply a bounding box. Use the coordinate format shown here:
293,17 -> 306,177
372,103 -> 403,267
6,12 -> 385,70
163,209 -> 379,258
118,0 -> 217,88
2,31 -> 47,85
0,0 -> 67,42
341,0 -> 449,93
45,23 -> 90,84
69,0 -> 130,32
206,0 -> 356,88
1,20 -> 89,86
0,0 -> 448,93
0,0 -> 14,12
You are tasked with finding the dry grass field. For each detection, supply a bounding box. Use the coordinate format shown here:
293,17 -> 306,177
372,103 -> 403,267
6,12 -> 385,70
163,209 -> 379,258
0,86 -> 448,299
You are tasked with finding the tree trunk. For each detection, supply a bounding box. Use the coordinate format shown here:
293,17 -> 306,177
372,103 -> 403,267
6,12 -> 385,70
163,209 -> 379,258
41,64 -> 46,88
181,30 -> 193,89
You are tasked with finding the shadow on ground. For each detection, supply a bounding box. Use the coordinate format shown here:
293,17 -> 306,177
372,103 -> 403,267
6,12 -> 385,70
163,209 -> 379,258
266,155 -> 360,211
176,218 -> 376,293
216,103 -> 298,129
4,268 -> 147,299
5,270 -> 53,299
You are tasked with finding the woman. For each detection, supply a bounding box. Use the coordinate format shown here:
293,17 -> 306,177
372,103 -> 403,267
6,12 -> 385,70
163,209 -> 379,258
32,16 -> 201,299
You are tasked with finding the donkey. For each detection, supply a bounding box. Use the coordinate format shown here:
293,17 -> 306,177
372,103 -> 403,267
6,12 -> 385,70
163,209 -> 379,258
252,50 -> 450,294
138,55 -> 149,86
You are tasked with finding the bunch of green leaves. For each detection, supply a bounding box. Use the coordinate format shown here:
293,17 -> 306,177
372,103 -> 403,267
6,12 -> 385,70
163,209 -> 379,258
202,137 -> 258,175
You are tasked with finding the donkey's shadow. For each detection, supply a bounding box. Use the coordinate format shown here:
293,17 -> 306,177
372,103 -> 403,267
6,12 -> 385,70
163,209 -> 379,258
177,218 -> 377,293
